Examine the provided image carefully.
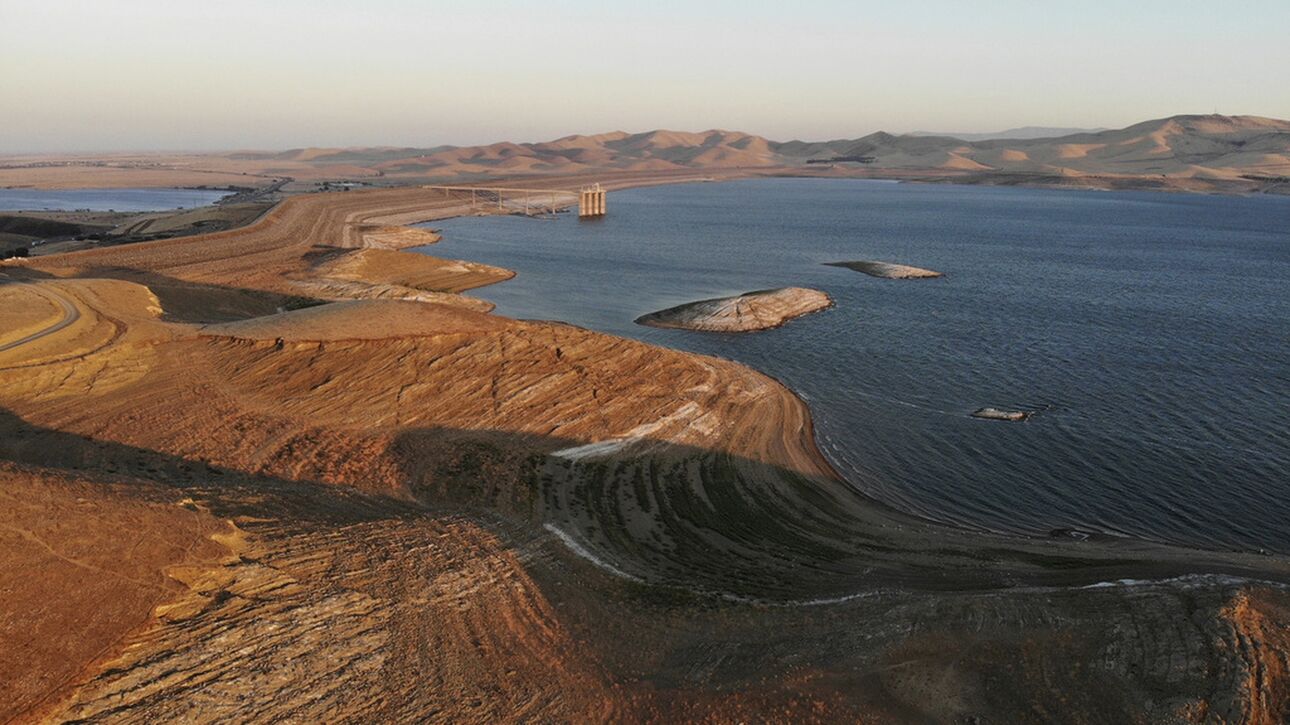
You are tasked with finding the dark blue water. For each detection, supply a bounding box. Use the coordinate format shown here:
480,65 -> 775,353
418,179 -> 1290,555
0,188 -> 230,212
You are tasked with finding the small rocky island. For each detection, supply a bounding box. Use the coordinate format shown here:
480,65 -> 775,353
635,287 -> 833,332
825,260 -> 943,279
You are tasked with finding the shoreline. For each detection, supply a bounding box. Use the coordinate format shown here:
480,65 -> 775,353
10,170 -> 1281,568
7,161 -> 1290,199
769,167 -> 1290,197
412,180 -> 1284,560
417,184 -> 1289,564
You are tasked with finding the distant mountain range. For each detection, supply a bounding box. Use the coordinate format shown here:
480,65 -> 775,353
221,115 -> 1290,190
908,127 -> 1108,141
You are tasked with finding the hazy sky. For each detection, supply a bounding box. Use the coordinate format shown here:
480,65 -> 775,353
3,0 -> 1289,152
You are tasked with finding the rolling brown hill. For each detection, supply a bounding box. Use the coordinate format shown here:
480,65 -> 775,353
241,114 -> 1290,182
817,114 -> 1290,178
3,115 -> 1288,193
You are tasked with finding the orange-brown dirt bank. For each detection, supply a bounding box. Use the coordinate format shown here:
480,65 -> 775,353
2,172 -> 1289,723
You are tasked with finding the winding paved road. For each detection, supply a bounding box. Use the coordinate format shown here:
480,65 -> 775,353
0,283 -> 79,353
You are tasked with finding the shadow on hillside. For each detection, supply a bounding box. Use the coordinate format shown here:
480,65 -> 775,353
4,263 -> 329,323
1,406 -> 1284,601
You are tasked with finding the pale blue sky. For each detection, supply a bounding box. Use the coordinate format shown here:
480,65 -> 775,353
2,0 -> 1288,151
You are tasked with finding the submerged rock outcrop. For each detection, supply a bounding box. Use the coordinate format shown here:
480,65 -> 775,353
971,407 -> 1032,422
635,287 -> 832,332
825,260 -> 943,279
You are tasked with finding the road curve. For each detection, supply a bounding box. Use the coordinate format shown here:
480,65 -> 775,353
0,283 -> 80,353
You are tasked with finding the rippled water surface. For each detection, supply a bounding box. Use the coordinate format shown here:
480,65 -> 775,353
419,179 -> 1290,554
0,187 -> 231,211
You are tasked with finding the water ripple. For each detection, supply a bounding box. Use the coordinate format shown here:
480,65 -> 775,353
422,178 -> 1290,555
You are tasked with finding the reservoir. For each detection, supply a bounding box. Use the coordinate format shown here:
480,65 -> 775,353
419,178 -> 1290,555
0,187 -> 232,212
